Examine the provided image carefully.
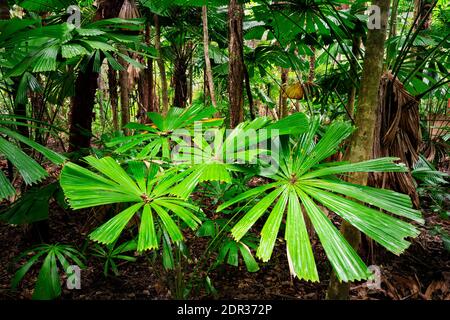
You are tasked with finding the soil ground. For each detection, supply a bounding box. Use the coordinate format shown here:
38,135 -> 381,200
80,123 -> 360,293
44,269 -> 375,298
0,196 -> 448,300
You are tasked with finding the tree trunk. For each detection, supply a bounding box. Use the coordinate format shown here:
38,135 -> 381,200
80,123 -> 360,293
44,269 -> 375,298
413,0 -> 433,31
346,36 -> 361,119
228,0 -> 245,128
389,0 -> 399,38
308,46 -> 316,82
154,14 -> 169,115
202,5 -> 217,107
108,66 -> 119,131
138,22 -> 155,121
119,54 -> 130,133
69,0 -> 123,152
326,0 -> 390,300
68,61 -> 98,153
0,0 -> 8,19
153,65 -> 160,112
279,67 -> 289,118
244,64 -> 255,120
173,56 -> 189,108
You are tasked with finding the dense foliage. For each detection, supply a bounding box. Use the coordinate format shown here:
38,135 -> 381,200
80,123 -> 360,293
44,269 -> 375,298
0,0 -> 448,300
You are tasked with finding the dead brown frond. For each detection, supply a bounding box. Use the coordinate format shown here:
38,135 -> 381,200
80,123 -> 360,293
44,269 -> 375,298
119,0 -> 140,19
369,72 -> 422,207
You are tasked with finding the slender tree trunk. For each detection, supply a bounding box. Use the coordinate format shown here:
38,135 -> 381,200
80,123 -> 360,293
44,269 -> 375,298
389,0 -> 399,38
228,0 -> 245,128
117,0 -> 140,132
153,65 -> 159,112
308,46 -> 316,82
148,57 -> 156,113
189,63 -> 193,105
326,0 -> 390,300
279,68 -> 289,118
204,65 -> 209,106
119,55 -> 130,132
346,36 -> 361,119
138,22 -> 155,121
202,5 -> 217,107
97,71 -> 106,127
154,14 -> 169,115
413,0 -> 433,31
108,66 -> 119,130
244,64 -> 255,120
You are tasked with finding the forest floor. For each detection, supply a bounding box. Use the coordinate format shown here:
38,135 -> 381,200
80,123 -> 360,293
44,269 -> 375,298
0,152 -> 449,300
0,195 -> 448,300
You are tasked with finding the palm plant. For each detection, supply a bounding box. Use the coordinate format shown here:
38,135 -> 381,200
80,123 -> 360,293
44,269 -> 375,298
0,182 -> 62,224
170,113 -> 309,198
197,219 -> 260,273
413,155 -> 449,218
170,118 -> 273,197
91,240 -> 138,277
215,236 -> 260,273
0,15 -> 145,80
218,119 -> 424,282
106,103 -> 222,159
59,156 -> 203,252
0,116 -> 66,200
11,243 -> 85,300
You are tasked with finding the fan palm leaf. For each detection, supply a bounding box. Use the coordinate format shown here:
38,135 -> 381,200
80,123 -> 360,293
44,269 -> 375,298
0,118 -> 66,200
218,120 -> 423,282
60,156 -> 202,252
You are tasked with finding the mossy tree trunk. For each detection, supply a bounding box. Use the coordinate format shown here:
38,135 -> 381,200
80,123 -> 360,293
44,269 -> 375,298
326,0 -> 391,300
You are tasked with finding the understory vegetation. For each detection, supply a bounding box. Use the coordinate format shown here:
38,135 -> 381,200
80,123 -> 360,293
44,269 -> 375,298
0,0 -> 448,300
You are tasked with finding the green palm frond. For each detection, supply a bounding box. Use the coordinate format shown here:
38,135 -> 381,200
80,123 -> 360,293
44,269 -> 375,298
0,182 -> 60,224
60,156 -> 203,252
107,103 -> 222,159
0,119 -> 67,200
218,120 -> 423,282
11,243 -> 85,300
216,237 -> 260,273
91,240 -> 138,277
170,113 -> 309,199
0,16 -> 145,79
